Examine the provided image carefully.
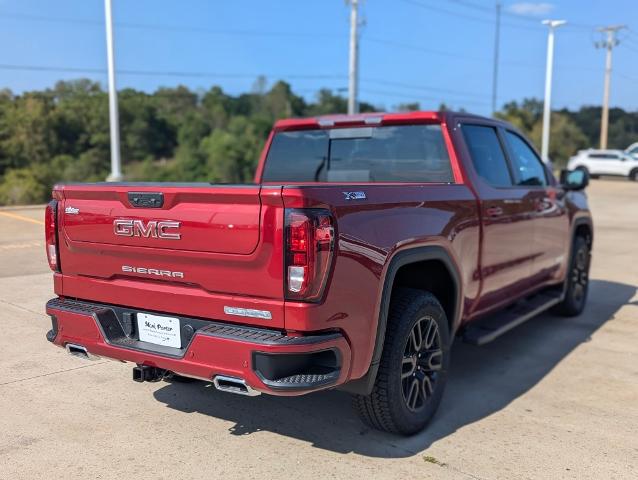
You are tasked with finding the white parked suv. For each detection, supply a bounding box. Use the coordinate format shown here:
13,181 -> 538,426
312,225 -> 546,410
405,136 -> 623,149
568,149 -> 638,181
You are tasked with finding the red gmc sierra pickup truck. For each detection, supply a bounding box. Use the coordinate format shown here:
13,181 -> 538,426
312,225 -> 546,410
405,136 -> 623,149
44,111 -> 592,435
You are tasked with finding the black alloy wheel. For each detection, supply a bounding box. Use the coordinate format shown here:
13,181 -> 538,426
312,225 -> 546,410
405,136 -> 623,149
401,315 -> 442,412
553,235 -> 590,316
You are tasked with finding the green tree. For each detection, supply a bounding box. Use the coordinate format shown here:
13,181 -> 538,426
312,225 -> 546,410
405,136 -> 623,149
530,113 -> 588,168
496,98 -> 543,134
200,116 -> 261,183
0,167 -> 48,205
1,93 -> 57,171
397,102 -> 420,112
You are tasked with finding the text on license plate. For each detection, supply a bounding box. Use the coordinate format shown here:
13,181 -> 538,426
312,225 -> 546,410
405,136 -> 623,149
137,313 -> 181,348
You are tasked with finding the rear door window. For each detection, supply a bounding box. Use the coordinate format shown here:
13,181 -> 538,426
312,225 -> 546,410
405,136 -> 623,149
262,125 -> 454,183
461,124 -> 512,187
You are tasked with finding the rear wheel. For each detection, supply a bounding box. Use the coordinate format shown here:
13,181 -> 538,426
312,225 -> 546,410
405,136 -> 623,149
353,288 -> 450,435
553,235 -> 590,316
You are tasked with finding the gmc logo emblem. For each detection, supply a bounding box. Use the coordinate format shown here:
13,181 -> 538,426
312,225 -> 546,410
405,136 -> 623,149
113,219 -> 181,240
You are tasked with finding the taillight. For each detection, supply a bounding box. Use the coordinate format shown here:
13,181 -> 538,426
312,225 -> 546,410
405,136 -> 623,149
45,200 -> 60,272
285,209 -> 334,302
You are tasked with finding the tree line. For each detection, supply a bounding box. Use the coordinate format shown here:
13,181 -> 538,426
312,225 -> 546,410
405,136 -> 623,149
0,78 -> 636,205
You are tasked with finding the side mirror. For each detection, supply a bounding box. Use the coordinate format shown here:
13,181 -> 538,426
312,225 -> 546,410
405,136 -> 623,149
560,169 -> 589,191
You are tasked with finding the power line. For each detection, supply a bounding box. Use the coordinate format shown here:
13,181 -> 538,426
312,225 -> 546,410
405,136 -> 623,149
0,64 -> 105,74
622,43 -> 638,54
0,63 -> 347,80
365,36 -> 486,62
397,0 -> 545,31
617,72 -> 638,84
0,62 -> 492,101
364,78 -> 486,98
449,0 -> 597,30
360,87 -> 491,107
0,7 -> 628,113
0,12 -> 339,39
0,58 -> 600,82
0,6 -> 597,35
0,9 -> 597,72
364,35 -> 598,71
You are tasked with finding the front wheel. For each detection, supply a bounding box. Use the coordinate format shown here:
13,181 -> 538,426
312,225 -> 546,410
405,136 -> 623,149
553,235 -> 590,316
629,169 -> 638,182
353,288 -> 450,435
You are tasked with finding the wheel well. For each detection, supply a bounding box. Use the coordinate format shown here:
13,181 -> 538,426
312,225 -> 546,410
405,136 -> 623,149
391,260 -> 456,334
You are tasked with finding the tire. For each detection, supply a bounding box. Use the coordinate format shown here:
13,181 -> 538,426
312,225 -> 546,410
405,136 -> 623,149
353,288 -> 450,435
553,235 -> 590,317
629,169 -> 638,182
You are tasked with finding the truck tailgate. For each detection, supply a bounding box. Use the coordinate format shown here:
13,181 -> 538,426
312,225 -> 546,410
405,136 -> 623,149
55,183 -> 285,328
63,186 -> 261,254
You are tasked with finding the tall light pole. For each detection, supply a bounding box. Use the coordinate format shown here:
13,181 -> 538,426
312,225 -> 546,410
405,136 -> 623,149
347,0 -> 360,115
596,25 -> 625,150
491,1 -> 501,116
104,0 -> 122,181
540,20 -> 566,164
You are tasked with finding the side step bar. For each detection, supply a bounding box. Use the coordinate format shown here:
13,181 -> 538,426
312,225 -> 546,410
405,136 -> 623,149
463,290 -> 564,346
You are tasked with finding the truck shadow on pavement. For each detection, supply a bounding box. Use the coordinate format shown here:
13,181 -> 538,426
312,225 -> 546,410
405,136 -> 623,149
153,279 -> 635,458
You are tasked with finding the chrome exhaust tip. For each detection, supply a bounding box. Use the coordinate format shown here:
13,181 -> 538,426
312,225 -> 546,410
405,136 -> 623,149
212,375 -> 261,397
65,343 -> 100,361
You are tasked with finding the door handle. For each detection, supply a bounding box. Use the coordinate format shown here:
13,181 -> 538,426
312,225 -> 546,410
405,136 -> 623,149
486,206 -> 504,218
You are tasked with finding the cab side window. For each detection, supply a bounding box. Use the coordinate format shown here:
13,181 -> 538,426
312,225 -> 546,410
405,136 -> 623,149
504,131 -> 547,187
462,125 -> 513,187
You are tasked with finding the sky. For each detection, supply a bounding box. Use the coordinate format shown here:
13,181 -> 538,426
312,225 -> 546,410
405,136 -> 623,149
0,0 -> 636,116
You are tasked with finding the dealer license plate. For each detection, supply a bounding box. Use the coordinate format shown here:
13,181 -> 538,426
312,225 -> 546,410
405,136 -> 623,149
137,313 -> 181,348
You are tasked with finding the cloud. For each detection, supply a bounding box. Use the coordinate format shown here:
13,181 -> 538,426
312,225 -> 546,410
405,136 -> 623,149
507,2 -> 555,17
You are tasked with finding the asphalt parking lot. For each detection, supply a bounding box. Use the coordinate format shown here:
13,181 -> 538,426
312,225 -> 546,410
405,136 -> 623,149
0,179 -> 636,480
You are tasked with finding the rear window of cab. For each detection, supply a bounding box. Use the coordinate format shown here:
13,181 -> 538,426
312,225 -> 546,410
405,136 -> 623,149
261,124 -> 454,183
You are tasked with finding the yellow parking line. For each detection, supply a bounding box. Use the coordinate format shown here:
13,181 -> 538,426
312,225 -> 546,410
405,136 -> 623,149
0,210 -> 44,225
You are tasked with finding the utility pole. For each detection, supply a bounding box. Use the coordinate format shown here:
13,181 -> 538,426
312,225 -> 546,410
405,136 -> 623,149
540,20 -> 566,163
104,0 -> 122,181
595,25 -> 625,150
491,1 -> 501,116
347,0 -> 360,115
